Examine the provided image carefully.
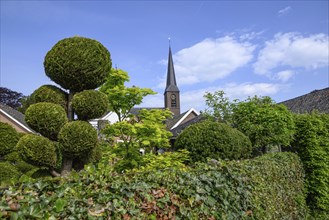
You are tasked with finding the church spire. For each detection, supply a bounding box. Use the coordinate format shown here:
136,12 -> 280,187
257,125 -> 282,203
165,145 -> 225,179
165,46 -> 179,93
164,44 -> 180,115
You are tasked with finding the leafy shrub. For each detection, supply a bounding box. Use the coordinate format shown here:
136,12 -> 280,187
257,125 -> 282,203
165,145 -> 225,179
0,162 -> 20,185
25,102 -> 68,141
0,122 -> 20,156
4,151 -> 36,174
292,113 -> 329,217
232,96 -> 295,154
0,152 -> 307,219
136,149 -> 190,172
44,36 -> 111,92
31,85 -> 68,111
58,121 -> 98,158
16,134 -> 57,168
175,120 -> 252,163
72,90 -> 108,121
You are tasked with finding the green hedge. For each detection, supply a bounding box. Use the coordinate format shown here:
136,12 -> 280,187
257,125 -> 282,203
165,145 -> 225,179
0,152 -> 307,219
175,120 -> 252,163
72,90 -> 108,121
25,102 -> 68,141
0,122 -> 20,156
292,113 -> 329,218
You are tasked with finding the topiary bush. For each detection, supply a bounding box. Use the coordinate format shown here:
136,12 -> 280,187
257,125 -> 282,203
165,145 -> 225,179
174,120 -> 252,163
25,102 -> 68,141
16,134 -> 57,168
58,121 -> 98,158
44,36 -> 111,92
31,85 -> 68,111
0,122 -> 20,156
292,112 -> 329,218
72,90 -> 108,121
0,162 -> 20,184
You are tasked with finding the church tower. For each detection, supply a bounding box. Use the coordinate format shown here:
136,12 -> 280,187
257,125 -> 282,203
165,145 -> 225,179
164,46 -> 180,115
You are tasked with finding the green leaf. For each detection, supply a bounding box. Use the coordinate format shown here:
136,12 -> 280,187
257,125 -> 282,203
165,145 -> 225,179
54,198 -> 67,212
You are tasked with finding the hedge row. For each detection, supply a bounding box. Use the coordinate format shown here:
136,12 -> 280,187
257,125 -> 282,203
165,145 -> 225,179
292,113 -> 329,218
0,152 -> 307,219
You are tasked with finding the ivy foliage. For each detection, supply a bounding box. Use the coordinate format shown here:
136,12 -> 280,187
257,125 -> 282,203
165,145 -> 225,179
72,90 -> 108,121
0,152 -> 307,219
292,112 -> 329,217
58,121 -> 98,158
175,120 -> 252,163
0,122 -> 20,156
30,85 -> 68,111
44,36 -> 111,92
16,134 -> 57,168
25,102 -> 68,141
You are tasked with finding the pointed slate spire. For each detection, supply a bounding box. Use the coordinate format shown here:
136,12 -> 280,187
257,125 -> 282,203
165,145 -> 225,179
165,46 -> 179,93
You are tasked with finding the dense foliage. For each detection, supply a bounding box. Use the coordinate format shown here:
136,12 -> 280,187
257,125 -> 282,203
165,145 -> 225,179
0,152 -> 307,219
44,36 -> 111,92
25,102 -> 68,141
16,134 -> 57,168
175,120 -> 252,163
31,85 -> 68,111
72,90 -> 108,121
0,87 -> 24,110
232,96 -> 295,154
100,68 -> 156,121
292,112 -> 329,218
0,162 -> 20,185
0,122 -> 20,156
58,121 -> 98,158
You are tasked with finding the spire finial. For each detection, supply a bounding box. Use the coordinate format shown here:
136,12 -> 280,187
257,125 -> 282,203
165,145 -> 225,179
168,37 -> 171,47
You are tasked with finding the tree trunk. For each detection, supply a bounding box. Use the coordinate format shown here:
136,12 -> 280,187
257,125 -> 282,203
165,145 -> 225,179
50,169 -> 60,177
61,157 -> 73,176
68,91 -> 75,121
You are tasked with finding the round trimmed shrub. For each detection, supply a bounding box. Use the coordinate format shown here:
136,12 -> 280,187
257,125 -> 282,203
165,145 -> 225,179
72,90 -> 108,121
25,102 -> 68,140
44,36 -> 112,92
58,121 -> 98,158
0,162 -> 20,183
0,122 -> 20,156
16,134 -> 57,168
174,120 -> 252,163
31,85 -> 68,111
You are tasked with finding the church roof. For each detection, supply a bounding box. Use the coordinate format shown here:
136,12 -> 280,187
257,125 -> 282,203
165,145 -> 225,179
280,87 -> 329,114
165,46 -> 179,93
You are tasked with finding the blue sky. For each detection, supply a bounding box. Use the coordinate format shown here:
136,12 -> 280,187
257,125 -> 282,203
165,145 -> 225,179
1,1 -> 328,112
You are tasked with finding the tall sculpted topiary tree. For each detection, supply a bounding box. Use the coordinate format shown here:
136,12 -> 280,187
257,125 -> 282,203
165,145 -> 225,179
17,36 -> 111,176
44,36 -> 111,120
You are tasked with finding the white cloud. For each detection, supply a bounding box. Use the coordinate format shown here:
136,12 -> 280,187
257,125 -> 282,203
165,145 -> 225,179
254,32 -> 329,77
140,82 -> 283,112
276,70 -> 295,82
160,36 -> 255,86
180,82 -> 283,111
278,6 -> 291,17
